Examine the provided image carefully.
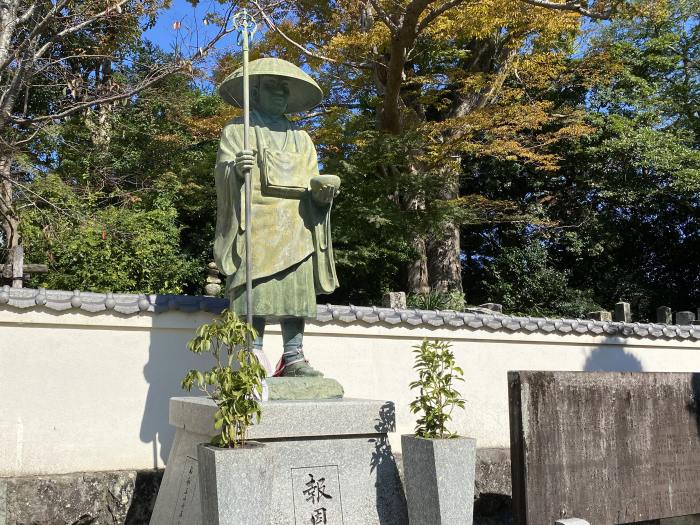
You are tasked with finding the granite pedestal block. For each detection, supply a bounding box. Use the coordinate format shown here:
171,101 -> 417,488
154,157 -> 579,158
198,443 -> 274,525
402,435 -> 476,525
265,376 -> 343,400
150,397 -> 407,525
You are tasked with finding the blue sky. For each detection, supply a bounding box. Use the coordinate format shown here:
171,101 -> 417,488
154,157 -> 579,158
143,0 -> 247,58
144,0 -> 197,51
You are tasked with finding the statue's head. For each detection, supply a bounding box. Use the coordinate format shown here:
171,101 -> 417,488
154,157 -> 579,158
252,75 -> 290,116
218,57 -> 322,115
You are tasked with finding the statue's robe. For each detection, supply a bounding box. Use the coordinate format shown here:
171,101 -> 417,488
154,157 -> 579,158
214,114 -> 338,318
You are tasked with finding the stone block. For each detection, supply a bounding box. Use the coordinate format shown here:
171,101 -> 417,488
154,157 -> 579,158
475,448 -> 511,497
382,292 -> 407,309
657,306 -> 672,324
152,397 -> 407,525
0,448 -> 514,524
586,311 -> 612,322
203,283 -> 221,296
266,376 -> 343,400
479,303 -> 503,313
676,311 -> 696,325
614,301 -> 631,322
509,371 -> 700,525
402,435 -> 476,525
0,469 -> 162,525
197,443 -> 273,525
168,397 -> 393,439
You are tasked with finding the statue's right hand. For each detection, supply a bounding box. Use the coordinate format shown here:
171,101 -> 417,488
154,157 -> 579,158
234,150 -> 255,177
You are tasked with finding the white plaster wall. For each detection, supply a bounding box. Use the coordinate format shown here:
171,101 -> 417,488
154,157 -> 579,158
1,308 -> 700,476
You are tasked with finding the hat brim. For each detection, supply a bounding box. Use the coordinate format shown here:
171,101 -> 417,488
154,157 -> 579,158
218,58 -> 323,113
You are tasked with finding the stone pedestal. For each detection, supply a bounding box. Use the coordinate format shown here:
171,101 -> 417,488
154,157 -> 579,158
586,310 -> 612,322
150,397 -> 407,525
656,306 -> 672,324
382,291 -> 407,309
402,435 -> 476,525
614,301 -> 631,322
676,311 -> 696,325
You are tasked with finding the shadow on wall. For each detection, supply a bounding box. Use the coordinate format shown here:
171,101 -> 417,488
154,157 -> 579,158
584,347 -> 643,372
140,304 -> 212,468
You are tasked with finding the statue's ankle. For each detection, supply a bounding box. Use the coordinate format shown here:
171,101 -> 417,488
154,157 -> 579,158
275,346 -> 323,377
282,345 -> 305,366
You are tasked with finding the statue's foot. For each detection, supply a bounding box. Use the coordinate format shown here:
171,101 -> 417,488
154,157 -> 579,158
279,360 -> 324,377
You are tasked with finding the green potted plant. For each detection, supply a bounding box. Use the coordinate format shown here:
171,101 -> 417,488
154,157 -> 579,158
402,339 -> 476,525
182,309 -> 272,524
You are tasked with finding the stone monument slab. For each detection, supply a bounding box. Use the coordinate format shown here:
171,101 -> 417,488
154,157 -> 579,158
266,376 -> 344,400
509,371 -> 700,525
151,397 -> 407,525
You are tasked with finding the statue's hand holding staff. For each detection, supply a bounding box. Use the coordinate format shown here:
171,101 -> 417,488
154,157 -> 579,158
234,150 -> 256,177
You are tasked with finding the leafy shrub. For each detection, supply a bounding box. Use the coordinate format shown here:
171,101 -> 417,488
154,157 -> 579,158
409,339 -> 466,439
20,173 -> 198,294
483,243 -> 601,317
181,309 -> 267,448
407,290 -> 466,311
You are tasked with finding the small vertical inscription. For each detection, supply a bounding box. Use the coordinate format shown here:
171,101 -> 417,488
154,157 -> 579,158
292,465 -> 344,524
171,455 -> 199,525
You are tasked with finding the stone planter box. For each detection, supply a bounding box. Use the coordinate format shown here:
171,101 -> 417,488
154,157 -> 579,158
197,442 -> 274,525
401,434 -> 476,525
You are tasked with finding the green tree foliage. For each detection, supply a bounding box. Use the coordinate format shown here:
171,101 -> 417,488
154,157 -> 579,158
463,0 -> 700,320
18,45 -> 232,293
20,173 -> 197,293
481,242 -> 601,317
11,0 -> 700,322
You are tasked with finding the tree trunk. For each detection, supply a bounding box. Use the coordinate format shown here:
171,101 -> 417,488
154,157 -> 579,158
426,162 -> 463,293
408,233 -> 430,294
403,160 -> 430,294
10,244 -> 23,288
0,155 -> 19,255
420,43 -> 518,295
0,0 -> 20,71
426,224 -> 462,293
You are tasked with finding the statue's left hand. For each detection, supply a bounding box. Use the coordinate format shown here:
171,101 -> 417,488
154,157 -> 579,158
310,174 -> 341,205
313,184 -> 336,204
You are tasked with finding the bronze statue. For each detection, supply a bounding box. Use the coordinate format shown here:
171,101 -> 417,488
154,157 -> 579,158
214,58 -> 340,377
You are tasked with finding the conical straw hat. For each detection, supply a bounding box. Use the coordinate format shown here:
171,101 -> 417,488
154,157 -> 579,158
218,57 -> 323,113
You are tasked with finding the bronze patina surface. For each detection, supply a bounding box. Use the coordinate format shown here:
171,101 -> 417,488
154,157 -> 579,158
214,58 -> 340,379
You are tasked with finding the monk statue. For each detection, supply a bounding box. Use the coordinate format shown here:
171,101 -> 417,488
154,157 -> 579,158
214,58 -> 340,378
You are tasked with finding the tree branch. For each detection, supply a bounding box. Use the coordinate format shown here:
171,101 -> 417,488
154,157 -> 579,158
17,2 -> 37,24
252,0 -> 374,71
368,0 -> 399,33
416,0 -> 467,34
1,120 -> 48,146
518,0 -> 613,20
33,54 -> 118,75
0,0 -> 69,73
379,0 -> 434,133
32,0 -> 130,62
12,63 -> 182,124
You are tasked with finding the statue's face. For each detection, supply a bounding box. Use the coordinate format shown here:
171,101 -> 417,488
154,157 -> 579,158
253,75 -> 290,116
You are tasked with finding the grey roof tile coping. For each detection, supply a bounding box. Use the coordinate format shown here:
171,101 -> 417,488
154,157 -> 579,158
1,286 -> 699,342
